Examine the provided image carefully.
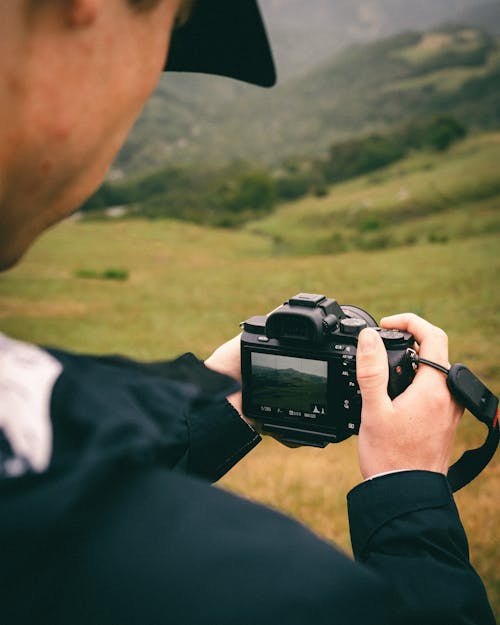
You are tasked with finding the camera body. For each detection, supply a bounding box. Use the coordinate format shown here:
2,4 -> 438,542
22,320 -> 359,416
241,293 -> 415,447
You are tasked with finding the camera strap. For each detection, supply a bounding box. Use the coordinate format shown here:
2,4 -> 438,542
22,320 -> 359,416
409,352 -> 499,492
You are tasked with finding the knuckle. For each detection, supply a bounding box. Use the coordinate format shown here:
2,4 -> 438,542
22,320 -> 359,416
357,364 -> 386,387
432,326 -> 448,344
404,312 -> 421,326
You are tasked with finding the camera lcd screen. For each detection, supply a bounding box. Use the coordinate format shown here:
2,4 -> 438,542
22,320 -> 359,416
250,352 -> 328,419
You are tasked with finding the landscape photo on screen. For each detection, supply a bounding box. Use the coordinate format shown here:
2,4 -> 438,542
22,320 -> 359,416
251,352 -> 328,417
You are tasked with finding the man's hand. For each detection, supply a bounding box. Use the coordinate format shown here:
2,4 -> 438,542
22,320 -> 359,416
356,314 -> 463,480
204,335 -> 247,423
205,335 -> 299,443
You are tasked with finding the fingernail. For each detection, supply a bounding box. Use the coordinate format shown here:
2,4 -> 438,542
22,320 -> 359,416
358,329 -> 377,353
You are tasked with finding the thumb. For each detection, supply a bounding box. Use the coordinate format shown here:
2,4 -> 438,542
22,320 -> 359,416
356,328 -> 391,415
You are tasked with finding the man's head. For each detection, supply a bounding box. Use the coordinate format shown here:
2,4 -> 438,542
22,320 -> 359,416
0,0 -> 187,270
0,0 -> 274,271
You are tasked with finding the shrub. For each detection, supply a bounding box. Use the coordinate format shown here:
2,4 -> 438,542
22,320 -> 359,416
75,268 -> 129,281
359,218 -> 384,232
323,134 -> 406,183
421,115 -> 467,151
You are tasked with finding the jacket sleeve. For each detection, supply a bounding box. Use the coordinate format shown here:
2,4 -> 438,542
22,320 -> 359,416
47,348 -> 260,485
347,470 -> 495,625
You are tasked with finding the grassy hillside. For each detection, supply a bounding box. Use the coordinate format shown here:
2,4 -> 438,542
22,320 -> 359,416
116,25 -> 500,173
1,158 -> 499,615
245,131 -> 500,254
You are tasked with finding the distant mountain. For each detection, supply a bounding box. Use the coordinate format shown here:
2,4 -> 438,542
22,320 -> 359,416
259,0 -> 493,78
112,2 -> 500,177
234,25 -> 500,163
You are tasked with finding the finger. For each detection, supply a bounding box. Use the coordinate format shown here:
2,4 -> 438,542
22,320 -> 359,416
356,328 -> 392,416
380,313 -> 450,368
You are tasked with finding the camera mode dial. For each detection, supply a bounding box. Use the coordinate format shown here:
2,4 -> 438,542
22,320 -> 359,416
378,329 -> 406,345
340,318 -> 367,335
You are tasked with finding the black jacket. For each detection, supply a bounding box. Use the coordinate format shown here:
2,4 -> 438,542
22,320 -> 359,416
0,346 -> 495,624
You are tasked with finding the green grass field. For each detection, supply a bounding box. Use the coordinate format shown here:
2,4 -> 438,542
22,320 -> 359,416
1,132 -> 499,616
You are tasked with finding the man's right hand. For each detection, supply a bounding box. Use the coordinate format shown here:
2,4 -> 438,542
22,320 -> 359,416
356,314 -> 463,480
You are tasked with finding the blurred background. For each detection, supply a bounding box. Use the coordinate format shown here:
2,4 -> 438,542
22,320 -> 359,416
1,0 -> 499,617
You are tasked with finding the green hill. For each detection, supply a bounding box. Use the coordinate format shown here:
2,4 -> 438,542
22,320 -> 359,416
114,25 -> 500,175
243,131 -> 500,255
85,129 -> 500,261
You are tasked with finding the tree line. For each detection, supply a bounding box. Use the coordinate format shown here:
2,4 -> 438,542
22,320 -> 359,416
81,115 -> 466,227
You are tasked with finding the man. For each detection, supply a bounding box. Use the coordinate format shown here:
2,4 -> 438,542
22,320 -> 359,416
0,2 -> 495,623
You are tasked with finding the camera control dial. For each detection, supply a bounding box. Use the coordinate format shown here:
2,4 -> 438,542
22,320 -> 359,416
379,329 -> 405,343
340,318 -> 367,335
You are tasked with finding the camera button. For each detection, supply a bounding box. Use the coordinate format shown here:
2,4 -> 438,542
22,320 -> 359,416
343,397 -> 361,411
340,318 -> 367,334
257,336 -> 269,342
379,329 -> 405,343
342,371 -> 357,384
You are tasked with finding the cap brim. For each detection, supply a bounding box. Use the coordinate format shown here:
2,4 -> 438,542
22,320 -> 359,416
165,0 -> 276,87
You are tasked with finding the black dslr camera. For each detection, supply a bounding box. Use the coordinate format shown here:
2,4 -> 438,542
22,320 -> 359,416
241,293 -> 415,447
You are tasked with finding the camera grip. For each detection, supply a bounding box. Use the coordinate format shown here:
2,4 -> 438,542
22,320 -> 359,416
386,346 -> 415,400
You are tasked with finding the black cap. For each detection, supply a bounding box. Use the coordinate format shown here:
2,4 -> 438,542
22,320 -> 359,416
165,0 -> 276,87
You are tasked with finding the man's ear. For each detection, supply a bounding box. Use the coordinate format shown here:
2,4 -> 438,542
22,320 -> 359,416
66,0 -> 101,27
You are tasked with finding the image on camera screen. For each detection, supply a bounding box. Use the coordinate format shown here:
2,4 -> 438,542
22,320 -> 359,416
250,352 -> 328,418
